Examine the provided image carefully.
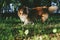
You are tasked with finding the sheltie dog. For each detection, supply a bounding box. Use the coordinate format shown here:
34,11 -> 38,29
18,6 -> 34,25
18,6 -> 58,25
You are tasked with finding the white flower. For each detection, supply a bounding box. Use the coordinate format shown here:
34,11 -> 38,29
24,29 -> 29,35
53,28 -> 57,33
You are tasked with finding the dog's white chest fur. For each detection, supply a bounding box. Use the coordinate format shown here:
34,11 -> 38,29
20,14 -> 28,22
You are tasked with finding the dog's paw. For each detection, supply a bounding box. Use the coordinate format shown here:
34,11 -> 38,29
32,23 -> 34,25
21,23 -> 27,26
21,24 -> 25,27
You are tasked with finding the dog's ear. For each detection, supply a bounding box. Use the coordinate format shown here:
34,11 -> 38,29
23,8 -> 28,14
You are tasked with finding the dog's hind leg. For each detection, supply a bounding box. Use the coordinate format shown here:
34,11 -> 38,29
41,13 -> 48,23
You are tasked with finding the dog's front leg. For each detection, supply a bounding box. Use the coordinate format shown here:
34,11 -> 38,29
23,19 -> 29,25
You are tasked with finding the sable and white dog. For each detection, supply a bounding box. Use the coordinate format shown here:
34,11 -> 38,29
18,6 -> 58,25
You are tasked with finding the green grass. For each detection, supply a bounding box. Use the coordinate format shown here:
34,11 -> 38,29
0,14 -> 60,40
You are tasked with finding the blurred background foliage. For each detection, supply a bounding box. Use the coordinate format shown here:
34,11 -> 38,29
0,0 -> 60,13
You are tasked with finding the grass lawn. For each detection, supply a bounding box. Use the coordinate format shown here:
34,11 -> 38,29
0,14 -> 60,40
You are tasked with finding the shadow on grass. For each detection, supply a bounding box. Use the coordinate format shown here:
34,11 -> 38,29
47,19 -> 60,24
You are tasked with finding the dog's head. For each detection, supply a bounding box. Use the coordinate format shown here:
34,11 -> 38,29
18,6 -> 30,15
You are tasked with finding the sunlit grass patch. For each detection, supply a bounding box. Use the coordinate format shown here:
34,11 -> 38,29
0,14 -> 60,40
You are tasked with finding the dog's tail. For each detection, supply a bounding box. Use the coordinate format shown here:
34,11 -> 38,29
48,6 -> 58,12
